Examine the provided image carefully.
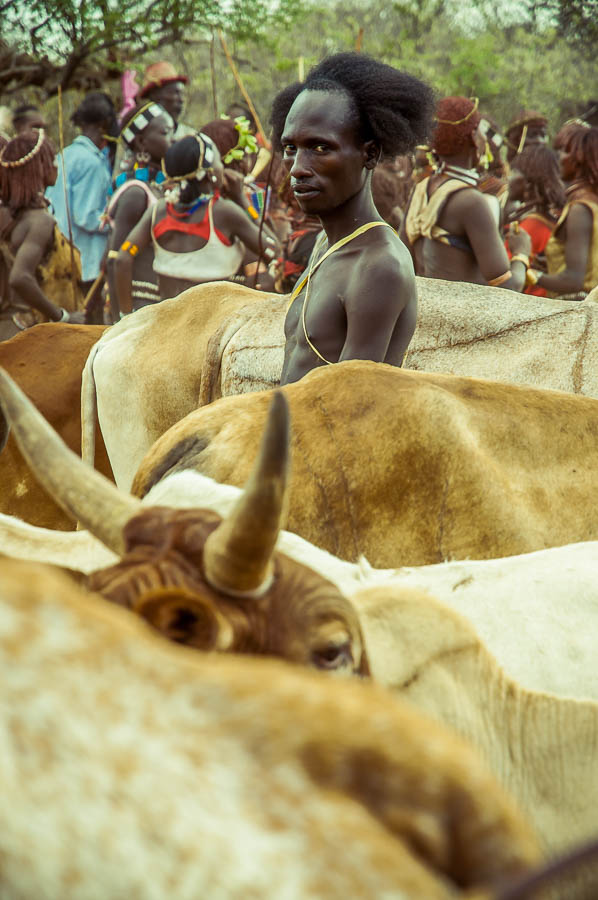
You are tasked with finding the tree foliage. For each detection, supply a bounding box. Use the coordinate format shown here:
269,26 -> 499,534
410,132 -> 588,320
2,0 -> 597,141
0,0 -> 304,96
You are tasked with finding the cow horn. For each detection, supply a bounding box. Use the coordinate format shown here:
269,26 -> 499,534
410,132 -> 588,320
203,390 -> 290,595
0,406 -> 8,455
0,367 -> 141,555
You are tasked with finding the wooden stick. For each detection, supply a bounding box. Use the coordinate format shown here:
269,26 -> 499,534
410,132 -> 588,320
217,29 -> 269,148
355,27 -> 364,52
57,86 -> 80,307
210,30 -> 218,118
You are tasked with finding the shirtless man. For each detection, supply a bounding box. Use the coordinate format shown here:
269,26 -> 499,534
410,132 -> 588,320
271,52 -> 434,385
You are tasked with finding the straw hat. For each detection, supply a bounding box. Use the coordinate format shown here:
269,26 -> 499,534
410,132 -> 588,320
138,62 -> 188,99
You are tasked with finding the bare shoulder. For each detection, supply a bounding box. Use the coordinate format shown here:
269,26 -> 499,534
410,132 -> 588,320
450,186 -> 495,220
20,208 -> 55,243
345,228 -> 416,295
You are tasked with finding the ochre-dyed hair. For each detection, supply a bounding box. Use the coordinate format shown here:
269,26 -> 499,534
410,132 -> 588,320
511,144 -> 565,213
0,129 -> 56,214
553,120 -> 590,153
567,127 -> 598,193
433,97 -> 481,157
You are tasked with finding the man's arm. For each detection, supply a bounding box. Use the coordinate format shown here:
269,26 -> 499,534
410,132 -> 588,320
536,204 -> 592,295
340,254 -> 412,363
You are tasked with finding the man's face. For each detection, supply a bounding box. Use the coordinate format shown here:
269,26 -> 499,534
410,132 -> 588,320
151,81 -> 185,122
281,90 -> 369,215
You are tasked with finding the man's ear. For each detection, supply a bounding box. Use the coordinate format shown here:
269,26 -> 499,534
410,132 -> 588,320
363,140 -> 380,170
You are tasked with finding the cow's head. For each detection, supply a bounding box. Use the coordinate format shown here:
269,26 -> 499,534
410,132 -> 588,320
0,368 -> 368,675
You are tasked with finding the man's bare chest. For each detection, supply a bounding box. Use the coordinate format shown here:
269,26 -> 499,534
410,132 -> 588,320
284,269 -> 347,347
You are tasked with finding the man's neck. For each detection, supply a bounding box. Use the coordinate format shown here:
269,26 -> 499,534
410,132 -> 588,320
318,183 -> 382,246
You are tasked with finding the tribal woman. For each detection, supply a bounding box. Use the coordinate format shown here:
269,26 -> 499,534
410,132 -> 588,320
529,127 -> 598,300
0,129 -> 85,341
105,102 -> 174,320
401,96 -> 531,291
113,133 -> 279,312
505,145 -> 565,297
201,115 -> 280,290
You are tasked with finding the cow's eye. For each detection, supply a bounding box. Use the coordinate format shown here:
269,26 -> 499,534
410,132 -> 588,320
312,641 -> 353,670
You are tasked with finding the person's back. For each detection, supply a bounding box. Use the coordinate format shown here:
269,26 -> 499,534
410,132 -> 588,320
113,134 -> 279,311
271,52 -> 434,385
151,193 -> 247,298
402,97 -> 530,292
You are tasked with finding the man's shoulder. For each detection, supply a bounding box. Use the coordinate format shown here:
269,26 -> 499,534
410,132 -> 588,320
351,228 -> 414,279
341,231 -> 415,305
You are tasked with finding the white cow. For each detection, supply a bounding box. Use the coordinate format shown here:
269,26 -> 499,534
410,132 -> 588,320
355,584 -> 598,856
0,557 -> 540,899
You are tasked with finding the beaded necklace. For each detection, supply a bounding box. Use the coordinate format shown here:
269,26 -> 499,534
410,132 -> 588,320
167,194 -> 211,218
437,162 -> 480,188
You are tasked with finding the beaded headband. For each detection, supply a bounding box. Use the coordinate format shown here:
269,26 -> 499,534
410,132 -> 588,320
436,97 -> 479,126
479,118 -> 503,148
0,127 -> 46,168
161,132 -> 217,183
120,103 -> 170,149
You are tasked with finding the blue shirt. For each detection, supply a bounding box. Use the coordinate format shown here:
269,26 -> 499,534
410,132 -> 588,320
46,135 -> 112,281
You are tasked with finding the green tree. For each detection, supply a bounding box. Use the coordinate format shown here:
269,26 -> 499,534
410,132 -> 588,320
0,0 -> 303,96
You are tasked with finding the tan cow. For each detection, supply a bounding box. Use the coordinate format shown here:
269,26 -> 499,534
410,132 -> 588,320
82,280 -> 598,493
0,323 -> 112,529
132,360 -> 598,567
81,282 -> 281,490
0,557 -> 541,899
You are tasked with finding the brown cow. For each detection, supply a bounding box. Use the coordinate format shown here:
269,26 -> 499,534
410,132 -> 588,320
0,367 -> 367,674
0,323 -> 113,529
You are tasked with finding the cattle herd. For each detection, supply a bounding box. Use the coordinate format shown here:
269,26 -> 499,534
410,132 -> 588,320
1,280 -> 598,898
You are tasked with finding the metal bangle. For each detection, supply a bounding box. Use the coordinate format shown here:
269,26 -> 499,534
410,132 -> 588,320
511,253 -> 530,268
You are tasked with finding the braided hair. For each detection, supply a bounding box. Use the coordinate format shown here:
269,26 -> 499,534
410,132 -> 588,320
511,144 -> 565,214
0,129 -> 56,214
162,134 -> 218,204
567,127 -> 598,194
270,52 -> 434,158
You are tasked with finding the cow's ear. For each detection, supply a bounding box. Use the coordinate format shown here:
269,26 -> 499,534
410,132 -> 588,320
133,587 -> 233,651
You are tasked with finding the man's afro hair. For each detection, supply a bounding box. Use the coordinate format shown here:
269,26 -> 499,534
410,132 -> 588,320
270,52 -> 434,159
